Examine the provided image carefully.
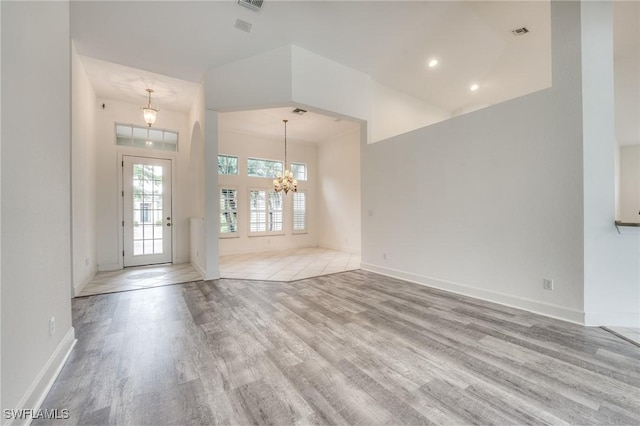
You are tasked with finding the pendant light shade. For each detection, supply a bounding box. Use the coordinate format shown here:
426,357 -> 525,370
142,89 -> 158,127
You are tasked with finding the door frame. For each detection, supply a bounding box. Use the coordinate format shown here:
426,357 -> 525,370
116,150 -> 177,269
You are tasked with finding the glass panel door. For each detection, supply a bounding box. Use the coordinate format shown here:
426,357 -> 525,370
123,156 -> 172,267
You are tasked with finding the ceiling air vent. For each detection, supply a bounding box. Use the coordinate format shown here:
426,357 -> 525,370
291,108 -> 307,115
238,0 -> 263,12
234,19 -> 252,33
511,27 -> 530,36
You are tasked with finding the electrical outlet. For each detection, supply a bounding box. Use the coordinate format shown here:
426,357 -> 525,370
49,317 -> 56,336
543,278 -> 554,291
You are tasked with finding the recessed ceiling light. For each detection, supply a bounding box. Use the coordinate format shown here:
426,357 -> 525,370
470,84 -> 479,92
428,59 -> 439,68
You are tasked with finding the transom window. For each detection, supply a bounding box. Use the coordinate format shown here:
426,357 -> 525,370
219,188 -> 238,235
218,155 -> 239,175
116,124 -> 178,152
247,158 -> 283,178
249,190 -> 283,234
291,162 -> 307,181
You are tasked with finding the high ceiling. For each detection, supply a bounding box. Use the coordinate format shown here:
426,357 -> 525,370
80,55 -> 202,112
220,107 -> 361,144
72,0 -> 638,145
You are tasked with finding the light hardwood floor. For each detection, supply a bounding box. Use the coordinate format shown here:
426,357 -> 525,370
37,271 -> 640,425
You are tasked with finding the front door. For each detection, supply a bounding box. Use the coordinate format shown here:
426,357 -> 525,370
123,156 -> 172,267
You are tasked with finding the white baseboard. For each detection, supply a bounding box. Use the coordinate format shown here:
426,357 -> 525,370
361,263 -> 585,325
585,311 -> 640,327
204,269 -> 220,281
5,328 -> 76,426
191,260 -> 205,279
73,269 -> 96,297
97,262 -> 121,272
318,243 -> 361,254
219,243 -> 319,257
173,256 -> 188,264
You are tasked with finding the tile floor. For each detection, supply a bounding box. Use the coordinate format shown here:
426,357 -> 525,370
78,263 -> 201,297
220,247 -> 361,281
77,248 -> 361,297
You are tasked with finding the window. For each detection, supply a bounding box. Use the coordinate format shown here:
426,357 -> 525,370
218,155 -> 238,175
291,162 -> 307,181
247,158 -> 283,178
269,191 -> 283,232
219,188 -> 238,235
116,124 -> 178,152
293,192 -> 306,232
249,190 -> 283,234
249,190 -> 266,232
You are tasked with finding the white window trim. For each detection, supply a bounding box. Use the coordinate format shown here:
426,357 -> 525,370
219,186 -> 240,238
292,190 -> 308,234
115,123 -> 179,152
247,157 -> 284,179
247,188 -> 285,237
291,162 -> 308,181
218,154 -> 239,175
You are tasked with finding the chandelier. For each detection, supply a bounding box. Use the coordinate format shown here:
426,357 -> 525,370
142,88 -> 158,127
273,119 -> 297,194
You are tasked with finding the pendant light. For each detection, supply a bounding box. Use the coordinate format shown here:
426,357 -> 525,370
273,119 -> 297,194
142,89 -> 158,127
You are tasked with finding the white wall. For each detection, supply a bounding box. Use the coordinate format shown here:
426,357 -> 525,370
190,217 -> 205,276
1,0 -> 75,415
205,46 -> 293,111
361,1 -> 585,323
204,110 -> 220,280
370,81 -> 451,143
291,45 -> 371,125
582,1 -> 640,327
188,85 -> 206,218
1,0 -> 4,409
618,145 -> 640,223
71,44 -> 97,296
217,127 -> 318,255
188,85 -> 206,275
317,129 -> 361,252
94,98 -> 193,270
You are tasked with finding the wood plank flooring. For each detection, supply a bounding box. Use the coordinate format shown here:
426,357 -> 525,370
36,270 -> 640,425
